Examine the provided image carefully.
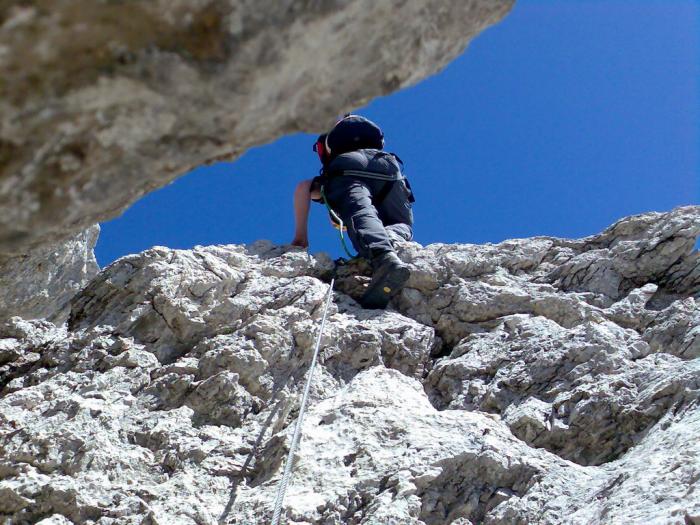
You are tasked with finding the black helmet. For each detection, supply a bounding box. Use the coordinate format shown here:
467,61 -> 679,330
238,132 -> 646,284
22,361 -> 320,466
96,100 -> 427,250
325,115 -> 384,157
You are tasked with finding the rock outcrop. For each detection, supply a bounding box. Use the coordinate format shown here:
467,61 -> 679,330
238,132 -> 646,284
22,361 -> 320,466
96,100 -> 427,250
0,225 -> 99,323
0,0 -> 513,255
1,206 -> 698,524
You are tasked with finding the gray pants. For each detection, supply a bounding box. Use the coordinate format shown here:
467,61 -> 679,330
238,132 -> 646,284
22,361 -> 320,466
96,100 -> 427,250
324,175 -> 413,260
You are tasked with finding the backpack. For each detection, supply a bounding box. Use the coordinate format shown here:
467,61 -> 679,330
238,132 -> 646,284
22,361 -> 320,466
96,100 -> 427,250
325,115 -> 384,158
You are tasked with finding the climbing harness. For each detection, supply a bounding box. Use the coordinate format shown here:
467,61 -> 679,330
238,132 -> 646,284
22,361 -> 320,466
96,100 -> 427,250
320,186 -> 356,259
270,279 -> 335,525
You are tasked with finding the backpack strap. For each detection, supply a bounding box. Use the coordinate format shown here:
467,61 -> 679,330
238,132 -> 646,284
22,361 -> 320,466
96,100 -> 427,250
334,169 -> 401,181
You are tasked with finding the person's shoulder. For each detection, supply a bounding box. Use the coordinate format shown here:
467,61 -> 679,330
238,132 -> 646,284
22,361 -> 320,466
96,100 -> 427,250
366,150 -> 402,173
327,150 -> 368,169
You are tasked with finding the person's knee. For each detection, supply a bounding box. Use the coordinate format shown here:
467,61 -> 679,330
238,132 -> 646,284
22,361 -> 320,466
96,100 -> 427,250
349,208 -> 384,239
385,223 -> 413,244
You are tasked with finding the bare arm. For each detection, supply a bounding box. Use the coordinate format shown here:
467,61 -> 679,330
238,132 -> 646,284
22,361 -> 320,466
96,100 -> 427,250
291,179 -> 314,248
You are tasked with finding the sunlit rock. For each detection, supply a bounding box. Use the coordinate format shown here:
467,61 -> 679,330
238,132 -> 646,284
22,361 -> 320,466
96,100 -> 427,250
0,207 -> 698,524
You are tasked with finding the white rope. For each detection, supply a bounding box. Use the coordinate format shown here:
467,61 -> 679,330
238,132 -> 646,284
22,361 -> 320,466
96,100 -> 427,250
271,279 -> 335,525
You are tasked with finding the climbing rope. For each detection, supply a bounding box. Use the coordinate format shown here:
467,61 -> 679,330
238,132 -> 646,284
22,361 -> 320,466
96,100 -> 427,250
320,187 -> 356,259
270,278 -> 335,525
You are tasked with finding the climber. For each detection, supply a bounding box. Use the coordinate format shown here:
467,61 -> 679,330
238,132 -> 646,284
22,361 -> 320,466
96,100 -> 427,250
291,114 -> 415,309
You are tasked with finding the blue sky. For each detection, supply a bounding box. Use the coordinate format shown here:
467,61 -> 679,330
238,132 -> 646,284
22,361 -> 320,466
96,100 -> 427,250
96,0 -> 699,266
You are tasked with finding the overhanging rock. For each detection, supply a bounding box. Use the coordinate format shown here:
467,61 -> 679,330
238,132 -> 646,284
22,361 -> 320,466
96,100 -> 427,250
0,0 -> 514,255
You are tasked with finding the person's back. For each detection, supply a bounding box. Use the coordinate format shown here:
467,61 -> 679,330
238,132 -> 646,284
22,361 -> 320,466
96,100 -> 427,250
291,115 -> 415,309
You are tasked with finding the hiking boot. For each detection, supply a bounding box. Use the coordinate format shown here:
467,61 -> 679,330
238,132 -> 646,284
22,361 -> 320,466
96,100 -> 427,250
360,251 -> 410,309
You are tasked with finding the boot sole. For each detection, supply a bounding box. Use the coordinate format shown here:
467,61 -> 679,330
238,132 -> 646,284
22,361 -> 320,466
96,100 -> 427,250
360,265 -> 411,309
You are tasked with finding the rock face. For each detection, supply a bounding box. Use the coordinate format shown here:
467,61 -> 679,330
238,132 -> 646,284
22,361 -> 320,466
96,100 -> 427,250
1,206 -> 698,524
0,0 -> 513,255
0,225 -> 99,324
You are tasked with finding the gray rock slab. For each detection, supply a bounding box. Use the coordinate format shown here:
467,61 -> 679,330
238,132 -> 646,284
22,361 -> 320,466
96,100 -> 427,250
0,225 -> 99,323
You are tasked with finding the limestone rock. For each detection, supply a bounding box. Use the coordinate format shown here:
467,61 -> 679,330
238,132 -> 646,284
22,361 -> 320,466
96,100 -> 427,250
0,0 -> 514,254
0,226 -> 99,323
0,206 -> 699,524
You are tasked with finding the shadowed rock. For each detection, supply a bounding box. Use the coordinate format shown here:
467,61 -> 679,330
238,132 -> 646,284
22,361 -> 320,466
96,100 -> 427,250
0,0 -> 514,255
0,226 -> 99,323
